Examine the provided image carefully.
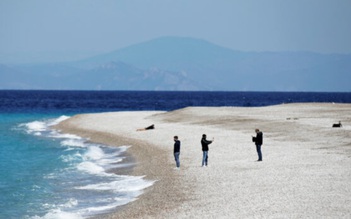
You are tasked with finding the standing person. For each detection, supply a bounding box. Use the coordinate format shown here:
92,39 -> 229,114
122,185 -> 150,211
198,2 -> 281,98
173,136 -> 181,169
252,129 -> 263,161
201,134 -> 214,167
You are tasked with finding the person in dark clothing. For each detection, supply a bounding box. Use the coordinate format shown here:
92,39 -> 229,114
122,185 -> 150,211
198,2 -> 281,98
173,136 -> 181,169
252,129 -> 263,161
136,124 -> 155,131
201,134 -> 214,167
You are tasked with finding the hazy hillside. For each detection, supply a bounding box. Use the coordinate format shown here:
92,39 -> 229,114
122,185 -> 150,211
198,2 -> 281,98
0,61 -> 203,90
77,36 -> 351,91
1,37 -> 350,91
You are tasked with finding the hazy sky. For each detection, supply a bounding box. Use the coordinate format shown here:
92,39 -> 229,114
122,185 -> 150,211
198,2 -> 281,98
1,0 -> 351,63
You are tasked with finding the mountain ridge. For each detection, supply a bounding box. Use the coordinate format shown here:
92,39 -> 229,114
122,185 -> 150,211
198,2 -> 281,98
1,36 -> 350,91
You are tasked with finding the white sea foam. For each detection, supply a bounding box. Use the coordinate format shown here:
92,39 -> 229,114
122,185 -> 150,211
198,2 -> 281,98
31,199 -> 80,219
83,204 -> 121,213
84,146 -> 105,160
21,116 -> 71,137
77,161 -> 106,175
97,157 -> 124,167
22,116 -> 153,218
76,176 -> 154,192
62,198 -> 79,208
21,116 -> 86,148
60,152 -> 82,163
61,139 -> 86,147
31,209 -> 83,219
48,115 -> 70,126
84,198 -> 137,213
23,121 -> 47,135
51,133 -> 82,140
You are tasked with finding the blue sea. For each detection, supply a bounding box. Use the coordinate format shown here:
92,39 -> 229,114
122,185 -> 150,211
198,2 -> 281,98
1,90 -> 350,219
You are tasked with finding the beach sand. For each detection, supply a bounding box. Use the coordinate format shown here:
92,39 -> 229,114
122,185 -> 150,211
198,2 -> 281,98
55,103 -> 351,218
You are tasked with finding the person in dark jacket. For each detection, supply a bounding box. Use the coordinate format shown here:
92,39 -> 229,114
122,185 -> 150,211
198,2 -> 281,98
173,136 -> 181,169
136,124 -> 155,131
252,129 -> 263,161
201,134 -> 214,167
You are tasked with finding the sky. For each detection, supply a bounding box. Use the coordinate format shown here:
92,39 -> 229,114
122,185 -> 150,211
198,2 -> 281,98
1,0 -> 351,63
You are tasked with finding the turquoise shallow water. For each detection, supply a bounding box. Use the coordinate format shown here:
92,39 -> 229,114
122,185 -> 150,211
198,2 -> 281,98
0,114 -> 152,218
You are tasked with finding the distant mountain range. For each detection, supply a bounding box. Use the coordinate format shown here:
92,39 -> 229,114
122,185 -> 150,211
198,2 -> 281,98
1,36 -> 350,91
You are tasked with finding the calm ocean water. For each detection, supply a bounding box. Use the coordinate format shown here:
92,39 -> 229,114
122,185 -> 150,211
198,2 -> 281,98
1,90 -> 350,218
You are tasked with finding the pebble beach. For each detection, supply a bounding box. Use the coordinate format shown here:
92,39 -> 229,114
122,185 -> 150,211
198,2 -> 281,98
56,103 -> 351,218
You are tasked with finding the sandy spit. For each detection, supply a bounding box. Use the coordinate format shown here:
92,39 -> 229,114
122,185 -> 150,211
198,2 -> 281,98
55,103 -> 351,218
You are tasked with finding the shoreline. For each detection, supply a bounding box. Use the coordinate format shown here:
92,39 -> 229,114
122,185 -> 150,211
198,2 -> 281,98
56,103 -> 351,218
55,112 -> 189,218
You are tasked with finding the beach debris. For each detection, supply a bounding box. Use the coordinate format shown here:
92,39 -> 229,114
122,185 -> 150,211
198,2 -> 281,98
137,124 -> 155,131
332,121 -> 342,128
286,117 -> 299,120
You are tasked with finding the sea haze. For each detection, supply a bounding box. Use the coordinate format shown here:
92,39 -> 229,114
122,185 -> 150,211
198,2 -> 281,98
1,37 -> 351,92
